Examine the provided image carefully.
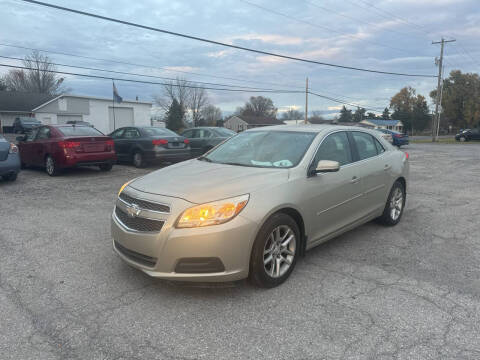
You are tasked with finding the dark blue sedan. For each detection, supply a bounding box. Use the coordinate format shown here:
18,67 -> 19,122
377,129 -> 409,147
0,134 -> 20,181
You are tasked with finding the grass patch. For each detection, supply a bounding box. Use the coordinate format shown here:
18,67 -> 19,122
411,138 -> 479,144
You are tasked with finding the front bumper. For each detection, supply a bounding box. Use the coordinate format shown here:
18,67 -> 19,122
111,188 -> 257,282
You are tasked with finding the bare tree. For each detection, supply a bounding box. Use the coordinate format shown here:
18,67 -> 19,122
188,86 -> 209,127
201,105 -> 222,126
3,51 -> 65,94
237,96 -> 277,118
153,77 -> 192,113
281,109 -> 303,120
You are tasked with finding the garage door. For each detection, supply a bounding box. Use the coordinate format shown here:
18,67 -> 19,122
57,115 -> 83,124
109,107 -> 134,132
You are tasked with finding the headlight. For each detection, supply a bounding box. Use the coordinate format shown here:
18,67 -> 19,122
118,179 -> 134,196
176,194 -> 249,228
9,143 -> 18,154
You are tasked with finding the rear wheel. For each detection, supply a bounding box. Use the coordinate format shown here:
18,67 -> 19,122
249,213 -> 299,288
45,155 -> 60,176
377,181 -> 405,226
99,163 -> 113,171
132,151 -> 144,168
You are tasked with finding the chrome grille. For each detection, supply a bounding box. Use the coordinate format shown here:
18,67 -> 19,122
119,192 -> 170,213
115,207 -> 164,232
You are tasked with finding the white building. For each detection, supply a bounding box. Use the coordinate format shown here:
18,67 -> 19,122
360,119 -> 404,132
33,94 -> 152,134
224,115 -> 285,132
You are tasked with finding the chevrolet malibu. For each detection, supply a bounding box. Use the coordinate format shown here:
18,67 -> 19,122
112,125 -> 409,288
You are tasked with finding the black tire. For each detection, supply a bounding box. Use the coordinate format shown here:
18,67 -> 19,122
377,180 -> 406,226
99,163 -> 113,171
132,151 -> 144,168
45,155 -> 60,176
2,173 -> 17,181
459,136 -> 467,142
249,213 -> 300,288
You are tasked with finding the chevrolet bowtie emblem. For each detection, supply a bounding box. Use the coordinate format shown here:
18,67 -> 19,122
126,203 -> 141,218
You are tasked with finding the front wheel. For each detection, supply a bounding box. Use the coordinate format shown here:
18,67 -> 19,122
2,173 -> 17,181
459,136 -> 467,142
377,181 -> 405,226
249,213 -> 299,288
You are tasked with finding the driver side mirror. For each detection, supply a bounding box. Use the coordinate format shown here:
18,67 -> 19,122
16,135 -> 26,142
314,160 -> 340,173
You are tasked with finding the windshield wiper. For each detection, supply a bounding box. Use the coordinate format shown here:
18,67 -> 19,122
197,156 -> 213,162
221,162 -> 254,167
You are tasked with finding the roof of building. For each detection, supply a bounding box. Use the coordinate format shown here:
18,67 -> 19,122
231,115 -> 285,125
32,93 -> 152,111
0,91 -> 54,112
361,119 -> 402,126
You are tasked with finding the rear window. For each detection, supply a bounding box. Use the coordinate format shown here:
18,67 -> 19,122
214,128 -> 236,136
58,126 -> 103,136
141,127 -> 178,137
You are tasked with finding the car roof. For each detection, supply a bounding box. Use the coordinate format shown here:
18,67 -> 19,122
245,124 -> 371,134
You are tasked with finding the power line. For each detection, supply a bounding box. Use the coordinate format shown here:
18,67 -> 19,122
0,63 -> 304,94
16,0 -> 436,78
239,0 -> 410,54
308,90 -> 384,112
0,43 -> 306,90
0,55 -> 295,92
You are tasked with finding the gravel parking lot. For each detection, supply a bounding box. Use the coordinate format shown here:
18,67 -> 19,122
1,143 -> 480,360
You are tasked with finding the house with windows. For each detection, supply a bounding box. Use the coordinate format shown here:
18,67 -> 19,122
224,115 -> 285,132
359,119 -> 404,132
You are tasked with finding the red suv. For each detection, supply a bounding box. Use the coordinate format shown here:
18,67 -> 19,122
17,125 -> 116,176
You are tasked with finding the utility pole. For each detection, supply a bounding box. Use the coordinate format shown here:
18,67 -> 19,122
305,77 -> 309,124
432,38 -> 455,142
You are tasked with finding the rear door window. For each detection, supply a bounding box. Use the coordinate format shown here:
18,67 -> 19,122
36,127 -> 51,140
123,128 -> 140,138
351,132 -> 379,160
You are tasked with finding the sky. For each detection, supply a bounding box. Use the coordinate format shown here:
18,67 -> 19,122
0,0 -> 478,118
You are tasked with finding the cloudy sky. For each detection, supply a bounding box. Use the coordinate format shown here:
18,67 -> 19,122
0,0 -> 478,117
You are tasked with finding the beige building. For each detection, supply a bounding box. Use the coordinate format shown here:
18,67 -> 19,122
224,115 -> 285,132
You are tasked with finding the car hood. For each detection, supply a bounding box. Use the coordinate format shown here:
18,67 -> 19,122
129,159 -> 289,204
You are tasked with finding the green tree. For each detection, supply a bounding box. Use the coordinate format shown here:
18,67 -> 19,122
338,106 -> 353,122
353,107 -> 366,122
390,86 -> 430,133
165,99 -> 184,132
382,107 -> 390,120
430,70 -> 480,129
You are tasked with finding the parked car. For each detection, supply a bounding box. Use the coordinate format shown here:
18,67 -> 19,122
17,125 -> 116,176
180,127 -> 236,157
66,120 -> 94,127
112,125 -> 409,288
377,129 -> 409,147
455,128 -> 480,142
374,129 -> 393,144
109,126 -> 191,168
13,117 -> 41,134
0,134 -> 20,181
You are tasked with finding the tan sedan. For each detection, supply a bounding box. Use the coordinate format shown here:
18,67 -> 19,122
112,125 -> 409,288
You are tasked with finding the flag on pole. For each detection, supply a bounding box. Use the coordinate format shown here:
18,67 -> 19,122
113,82 -> 123,103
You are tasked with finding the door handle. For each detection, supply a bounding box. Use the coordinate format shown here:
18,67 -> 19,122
350,176 -> 360,184
384,164 -> 391,171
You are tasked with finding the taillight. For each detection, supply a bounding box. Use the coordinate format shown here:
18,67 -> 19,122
152,139 -> 168,145
106,139 -> 114,146
58,141 -> 81,148
393,134 -> 402,138
9,143 -> 18,154
106,139 -> 114,151
405,152 -> 409,160
184,139 -> 190,144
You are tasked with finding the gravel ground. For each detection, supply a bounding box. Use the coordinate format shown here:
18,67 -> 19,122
1,143 -> 480,360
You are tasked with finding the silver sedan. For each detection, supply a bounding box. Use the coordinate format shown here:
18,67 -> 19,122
112,125 -> 409,288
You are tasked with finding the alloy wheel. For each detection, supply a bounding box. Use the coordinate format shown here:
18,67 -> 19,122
263,225 -> 296,278
390,187 -> 403,221
133,152 -> 142,167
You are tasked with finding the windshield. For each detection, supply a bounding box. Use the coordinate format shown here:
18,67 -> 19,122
142,127 -> 178,137
202,130 -> 316,168
214,128 -> 236,137
58,126 -> 103,136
